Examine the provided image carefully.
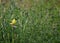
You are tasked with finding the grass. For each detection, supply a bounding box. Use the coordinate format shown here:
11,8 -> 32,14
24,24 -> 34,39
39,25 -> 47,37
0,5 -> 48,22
0,0 -> 60,43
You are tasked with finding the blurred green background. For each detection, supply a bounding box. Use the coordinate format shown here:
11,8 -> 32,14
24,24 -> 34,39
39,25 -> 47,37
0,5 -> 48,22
0,0 -> 60,43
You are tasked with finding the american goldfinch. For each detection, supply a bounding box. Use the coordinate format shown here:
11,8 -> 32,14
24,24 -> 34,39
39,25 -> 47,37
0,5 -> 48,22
10,19 -> 16,25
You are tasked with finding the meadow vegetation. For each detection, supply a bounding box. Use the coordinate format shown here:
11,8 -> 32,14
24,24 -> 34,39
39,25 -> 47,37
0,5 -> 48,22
0,0 -> 60,43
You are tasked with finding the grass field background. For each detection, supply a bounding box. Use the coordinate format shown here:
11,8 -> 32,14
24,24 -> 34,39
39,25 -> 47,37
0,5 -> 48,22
0,0 -> 60,43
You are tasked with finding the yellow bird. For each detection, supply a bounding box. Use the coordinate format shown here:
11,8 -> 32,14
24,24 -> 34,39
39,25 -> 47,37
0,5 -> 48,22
10,19 -> 16,25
